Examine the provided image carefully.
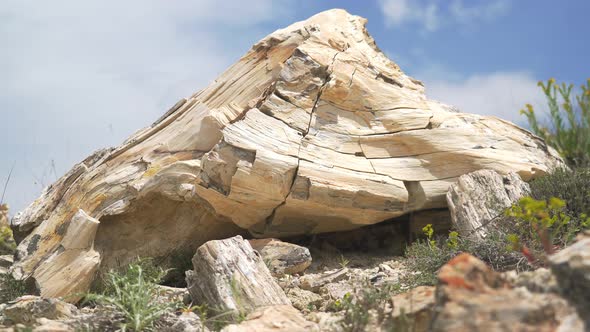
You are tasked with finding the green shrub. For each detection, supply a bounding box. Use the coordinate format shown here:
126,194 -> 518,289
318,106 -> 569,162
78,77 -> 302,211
529,167 -> 590,223
0,273 -> 28,304
84,260 -> 175,331
520,78 -> 590,168
0,225 -> 16,255
404,237 -> 454,287
334,282 -> 398,332
505,196 -> 590,266
404,225 -> 525,287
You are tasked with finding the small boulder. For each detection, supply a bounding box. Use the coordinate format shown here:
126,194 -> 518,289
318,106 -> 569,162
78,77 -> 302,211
248,238 -> 312,277
430,253 -> 583,332
446,170 -> 530,239
160,312 -> 208,332
185,236 -> 290,317
220,305 -> 319,332
2,296 -> 77,326
391,286 -> 435,332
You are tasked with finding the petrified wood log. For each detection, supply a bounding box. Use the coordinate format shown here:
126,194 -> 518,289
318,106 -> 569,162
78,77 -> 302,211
185,236 -> 290,315
10,9 -> 562,299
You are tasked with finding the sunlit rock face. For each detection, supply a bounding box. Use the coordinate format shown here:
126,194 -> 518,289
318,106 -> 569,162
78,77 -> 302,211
10,9 -> 563,300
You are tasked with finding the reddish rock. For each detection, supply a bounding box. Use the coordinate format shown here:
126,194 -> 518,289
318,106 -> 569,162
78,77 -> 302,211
431,253 -> 583,332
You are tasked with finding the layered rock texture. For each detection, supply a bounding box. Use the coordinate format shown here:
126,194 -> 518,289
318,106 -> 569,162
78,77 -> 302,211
446,170 -> 530,239
10,9 -> 562,299
185,236 -> 290,315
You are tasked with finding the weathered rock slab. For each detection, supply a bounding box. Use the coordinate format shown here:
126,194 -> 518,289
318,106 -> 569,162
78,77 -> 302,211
186,236 -> 290,316
446,170 -> 530,239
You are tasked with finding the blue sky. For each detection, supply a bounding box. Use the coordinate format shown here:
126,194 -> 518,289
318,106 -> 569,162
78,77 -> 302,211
1,0 -> 587,213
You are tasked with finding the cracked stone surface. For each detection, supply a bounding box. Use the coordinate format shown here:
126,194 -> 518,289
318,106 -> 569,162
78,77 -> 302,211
446,170 -> 531,239
10,9 -> 563,299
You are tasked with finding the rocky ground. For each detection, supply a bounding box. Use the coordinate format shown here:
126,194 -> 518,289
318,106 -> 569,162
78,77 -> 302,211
0,228 -> 587,331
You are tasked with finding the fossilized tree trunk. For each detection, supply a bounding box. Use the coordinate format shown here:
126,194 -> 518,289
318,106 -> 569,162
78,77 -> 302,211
11,9 -> 563,300
185,236 -> 290,315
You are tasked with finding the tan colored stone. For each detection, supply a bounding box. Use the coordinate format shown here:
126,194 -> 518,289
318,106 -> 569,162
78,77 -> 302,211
12,9 -> 563,297
220,305 -> 319,332
186,236 -> 290,316
391,286 -> 435,332
13,209 -> 101,303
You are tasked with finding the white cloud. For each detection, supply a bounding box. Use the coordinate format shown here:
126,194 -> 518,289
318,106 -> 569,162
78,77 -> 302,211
0,0 -> 294,212
420,71 -> 545,125
450,0 -> 511,23
378,0 -> 510,31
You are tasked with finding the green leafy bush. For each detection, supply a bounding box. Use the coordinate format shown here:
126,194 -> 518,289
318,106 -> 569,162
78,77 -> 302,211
520,78 -> 590,168
404,237 -> 454,287
85,260 -> 175,331
505,196 -> 590,266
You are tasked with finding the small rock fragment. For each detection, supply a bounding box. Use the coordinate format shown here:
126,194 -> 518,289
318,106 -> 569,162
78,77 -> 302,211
300,268 -> 348,292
